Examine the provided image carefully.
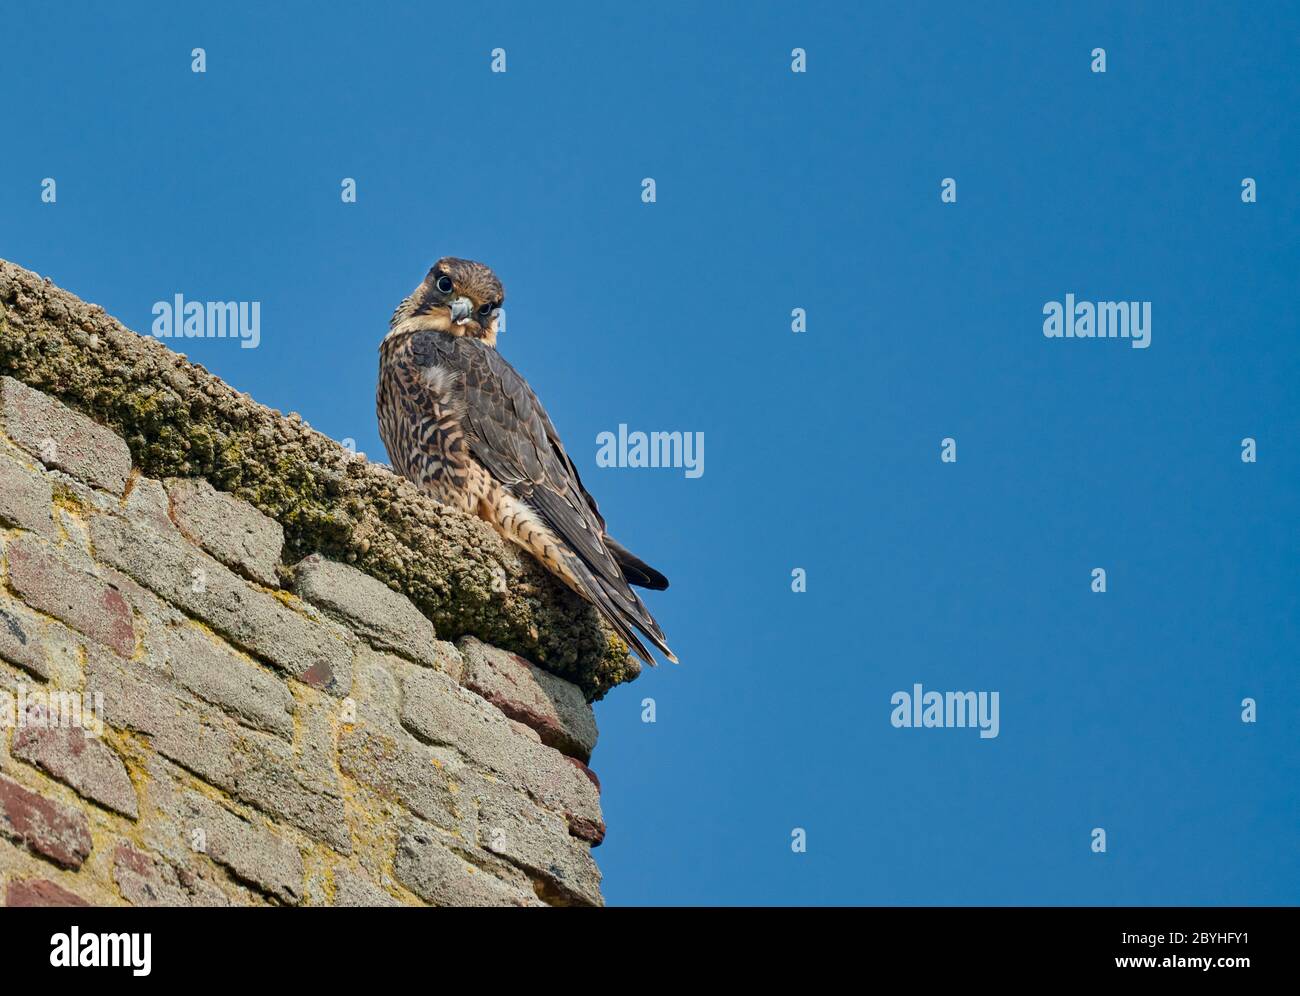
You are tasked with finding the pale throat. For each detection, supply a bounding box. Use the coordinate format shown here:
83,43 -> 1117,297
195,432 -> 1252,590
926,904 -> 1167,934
386,306 -> 498,347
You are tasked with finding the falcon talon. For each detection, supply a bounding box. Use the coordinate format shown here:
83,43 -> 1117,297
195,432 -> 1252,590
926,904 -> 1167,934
379,256 -> 677,667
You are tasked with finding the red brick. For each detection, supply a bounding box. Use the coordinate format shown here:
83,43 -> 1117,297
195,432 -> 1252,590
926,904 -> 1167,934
5,537 -> 135,657
568,812 -> 606,847
0,775 -> 92,869
5,878 -> 89,907
12,704 -> 139,818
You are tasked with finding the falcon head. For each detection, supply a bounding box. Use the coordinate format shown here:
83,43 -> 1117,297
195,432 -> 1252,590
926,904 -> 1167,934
388,257 -> 506,346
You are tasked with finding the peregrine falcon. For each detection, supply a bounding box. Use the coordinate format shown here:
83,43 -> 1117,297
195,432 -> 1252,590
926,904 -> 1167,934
377,257 -> 676,666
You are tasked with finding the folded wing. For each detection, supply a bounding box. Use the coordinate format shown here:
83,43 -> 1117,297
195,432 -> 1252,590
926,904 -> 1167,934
410,333 -> 675,664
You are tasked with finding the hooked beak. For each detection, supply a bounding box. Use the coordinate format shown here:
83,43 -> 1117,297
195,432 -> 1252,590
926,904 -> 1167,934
448,296 -> 473,325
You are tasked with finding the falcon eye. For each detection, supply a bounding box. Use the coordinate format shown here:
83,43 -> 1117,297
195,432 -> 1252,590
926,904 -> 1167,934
435,275 -> 454,295
477,302 -> 494,317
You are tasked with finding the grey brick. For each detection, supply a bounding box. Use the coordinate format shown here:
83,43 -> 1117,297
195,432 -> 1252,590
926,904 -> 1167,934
83,643 -> 176,737
84,646 -> 350,853
458,636 -> 598,761
347,649 -> 405,730
0,450 -> 55,538
89,512 -> 355,694
400,668 -> 604,844
474,778 -> 602,907
166,478 -> 283,586
293,555 -> 442,669
228,748 -> 350,854
340,726 -> 472,834
151,704 -> 349,854
333,868 -> 401,907
166,625 -> 294,738
167,791 -> 304,904
0,376 -> 131,494
150,704 -> 242,790
122,475 -> 181,539
113,843 -> 234,907
393,823 -> 541,907
0,597 -> 50,680
4,534 -> 135,658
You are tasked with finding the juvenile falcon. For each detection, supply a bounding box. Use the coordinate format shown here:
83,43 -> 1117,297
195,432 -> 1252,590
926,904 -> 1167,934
377,257 -> 676,666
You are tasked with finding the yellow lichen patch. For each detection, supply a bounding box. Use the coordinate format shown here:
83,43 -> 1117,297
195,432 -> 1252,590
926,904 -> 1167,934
106,727 -> 154,804
49,483 -> 90,519
265,586 -> 306,611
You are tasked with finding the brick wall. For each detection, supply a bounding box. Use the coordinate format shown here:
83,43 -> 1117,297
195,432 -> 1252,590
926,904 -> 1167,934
0,265 -> 615,907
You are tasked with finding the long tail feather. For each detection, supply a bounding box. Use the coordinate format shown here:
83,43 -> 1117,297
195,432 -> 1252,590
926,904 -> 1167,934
605,536 -> 669,591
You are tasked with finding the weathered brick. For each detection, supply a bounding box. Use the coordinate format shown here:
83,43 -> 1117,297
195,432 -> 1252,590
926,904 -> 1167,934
394,823 -> 541,907
150,706 -> 349,853
122,474 -> 181,538
12,703 -> 139,818
474,778 -> 603,907
333,868 -> 401,907
564,756 -> 601,793
294,555 -> 443,669
166,625 -> 294,738
89,513 -> 354,694
83,644 -> 177,736
85,646 -> 351,853
228,744 -> 350,854
151,708 -> 241,788
0,376 -> 131,494
4,877 -> 89,907
5,535 -> 135,658
98,563 -> 184,669
0,450 -> 56,538
400,668 -> 604,844
166,478 -> 284,586
0,597 -> 50,680
458,636 -> 598,761
0,774 -> 92,869
346,648 -> 406,730
340,727 -> 472,834
113,843 -> 232,907
168,791 -> 304,904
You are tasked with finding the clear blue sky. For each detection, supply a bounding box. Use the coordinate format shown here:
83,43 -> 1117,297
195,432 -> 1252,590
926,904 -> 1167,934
3,2 -> 1297,905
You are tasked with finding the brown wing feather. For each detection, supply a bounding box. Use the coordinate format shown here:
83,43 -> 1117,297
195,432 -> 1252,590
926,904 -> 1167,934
410,333 -> 674,663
